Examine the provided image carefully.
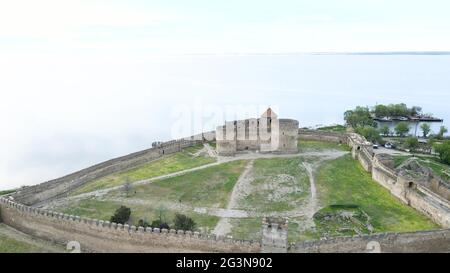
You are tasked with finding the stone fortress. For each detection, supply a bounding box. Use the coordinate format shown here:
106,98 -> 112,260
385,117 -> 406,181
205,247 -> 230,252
216,108 -> 299,156
1,119 -> 450,253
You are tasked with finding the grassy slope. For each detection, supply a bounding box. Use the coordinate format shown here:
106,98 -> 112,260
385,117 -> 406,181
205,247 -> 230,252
58,160 -> 248,231
128,160 -> 248,208
315,154 -> 439,234
71,145 -> 216,195
317,125 -> 347,133
0,190 -> 16,196
0,224 -> 64,253
298,140 -> 350,153
59,198 -> 219,232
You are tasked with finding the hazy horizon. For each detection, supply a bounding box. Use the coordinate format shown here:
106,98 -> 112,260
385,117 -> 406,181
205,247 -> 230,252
1,1 -> 450,190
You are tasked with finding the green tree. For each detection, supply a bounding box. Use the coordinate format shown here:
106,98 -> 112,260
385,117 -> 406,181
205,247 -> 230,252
344,106 -> 374,128
389,103 -> 409,117
374,104 -> 390,118
410,106 -> 423,117
420,123 -> 431,138
437,126 -> 448,140
395,122 -> 410,137
405,137 -> 419,152
355,126 -> 382,144
379,125 -> 390,136
173,214 -> 197,231
434,141 -> 450,165
110,206 -> 131,224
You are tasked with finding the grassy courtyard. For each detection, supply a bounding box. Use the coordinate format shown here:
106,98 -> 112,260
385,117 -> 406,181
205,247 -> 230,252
236,157 -> 310,213
71,144 -> 216,195
313,154 -> 439,237
55,160 -> 248,232
58,198 -> 220,233
47,140 -> 441,242
298,140 -> 350,153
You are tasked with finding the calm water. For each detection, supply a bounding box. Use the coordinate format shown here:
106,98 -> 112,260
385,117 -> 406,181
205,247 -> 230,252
1,55 -> 450,189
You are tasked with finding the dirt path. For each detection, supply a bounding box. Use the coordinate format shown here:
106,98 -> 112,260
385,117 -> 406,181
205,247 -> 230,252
203,143 -> 218,158
213,160 -> 254,237
302,162 -> 318,218
45,150 -> 343,205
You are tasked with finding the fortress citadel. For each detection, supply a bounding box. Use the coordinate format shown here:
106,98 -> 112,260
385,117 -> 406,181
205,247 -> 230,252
216,108 -> 299,155
1,118 -> 450,253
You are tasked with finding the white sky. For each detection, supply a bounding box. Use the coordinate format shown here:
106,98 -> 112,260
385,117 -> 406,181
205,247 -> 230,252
1,0 -> 449,189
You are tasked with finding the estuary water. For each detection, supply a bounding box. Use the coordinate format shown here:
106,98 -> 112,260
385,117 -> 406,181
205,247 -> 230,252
1,54 -> 450,189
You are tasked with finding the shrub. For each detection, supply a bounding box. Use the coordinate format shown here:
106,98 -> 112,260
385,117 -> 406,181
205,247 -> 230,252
434,141 -> 450,165
150,220 -> 170,230
355,126 -> 382,143
110,206 -> 131,224
173,213 -> 197,231
405,137 -> 419,152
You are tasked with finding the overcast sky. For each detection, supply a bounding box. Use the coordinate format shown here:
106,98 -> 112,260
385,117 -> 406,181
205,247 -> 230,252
1,0 -> 450,189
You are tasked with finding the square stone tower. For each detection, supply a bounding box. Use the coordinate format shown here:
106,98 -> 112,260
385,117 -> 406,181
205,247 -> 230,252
261,217 -> 288,253
216,108 -> 299,156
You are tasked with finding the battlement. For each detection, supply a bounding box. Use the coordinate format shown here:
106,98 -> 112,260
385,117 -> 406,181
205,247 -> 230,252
0,196 -> 260,252
10,132 -> 215,206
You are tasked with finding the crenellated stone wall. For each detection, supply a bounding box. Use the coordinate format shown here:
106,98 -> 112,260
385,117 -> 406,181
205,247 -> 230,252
0,197 -> 259,253
10,133 -> 215,206
290,228 -> 450,253
1,128 -> 450,253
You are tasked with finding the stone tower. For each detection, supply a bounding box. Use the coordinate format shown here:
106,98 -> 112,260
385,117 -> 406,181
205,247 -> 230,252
216,108 -> 299,156
261,217 -> 288,253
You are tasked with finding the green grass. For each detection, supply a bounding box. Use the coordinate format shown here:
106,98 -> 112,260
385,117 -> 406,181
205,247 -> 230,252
0,224 -> 64,253
314,154 -> 439,235
71,145 -> 216,195
393,155 -> 411,168
317,125 -> 347,133
237,157 -> 310,213
417,158 -> 450,181
119,160 -> 248,208
0,189 -> 16,196
393,155 -> 450,181
229,218 -> 262,241
54,160 -> 248,233
57,198 -> 220,232
0,234 -> 43,253
298,140 -> 350,153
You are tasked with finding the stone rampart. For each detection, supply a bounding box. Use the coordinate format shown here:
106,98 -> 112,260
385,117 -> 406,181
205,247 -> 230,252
10,133 -> 215,206
0,197 -> 259,253
290,228 -> 450,253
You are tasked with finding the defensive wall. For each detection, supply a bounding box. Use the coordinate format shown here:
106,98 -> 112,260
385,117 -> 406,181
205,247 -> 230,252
10,132 -> 214,206
0,197 -> 259,253
290,228 -> 450,253
1,129 -> 450,252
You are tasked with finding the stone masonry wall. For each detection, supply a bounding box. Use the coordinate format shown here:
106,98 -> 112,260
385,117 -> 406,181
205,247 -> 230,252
291,229 -> 450,253
1,129 -> 450,253
0,197 -> 259,253
11,133 -> 214,206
